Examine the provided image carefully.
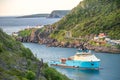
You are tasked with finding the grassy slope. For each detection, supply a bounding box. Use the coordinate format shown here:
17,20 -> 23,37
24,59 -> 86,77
0,29 -> 69,80
18,29 -> 34,37
50,0 -> 120,41
0,28 -> 37,80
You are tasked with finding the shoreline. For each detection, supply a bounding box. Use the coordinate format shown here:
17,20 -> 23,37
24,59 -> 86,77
19,39 -> 120,54
14,27 -> 120,54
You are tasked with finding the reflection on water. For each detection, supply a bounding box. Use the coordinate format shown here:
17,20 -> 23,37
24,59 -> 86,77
52,66 -> 100,80
80,69 -> 99,74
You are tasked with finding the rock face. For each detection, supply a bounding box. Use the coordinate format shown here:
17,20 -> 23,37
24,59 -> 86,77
48,10 -> 70,18
16,26 -> 83,48
16,27 -> 120,54
86,45 -> 120,53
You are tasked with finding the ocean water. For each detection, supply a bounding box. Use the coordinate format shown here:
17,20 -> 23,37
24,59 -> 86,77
0,17 -> 120,80
0,17 -> 60,34
23,43 -> 120,80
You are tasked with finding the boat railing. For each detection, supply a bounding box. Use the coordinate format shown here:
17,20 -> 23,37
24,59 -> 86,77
77,49 -> 89,53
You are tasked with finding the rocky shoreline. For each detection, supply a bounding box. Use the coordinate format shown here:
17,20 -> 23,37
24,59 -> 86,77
16,33 -> 120,54
13,26 -> 120,54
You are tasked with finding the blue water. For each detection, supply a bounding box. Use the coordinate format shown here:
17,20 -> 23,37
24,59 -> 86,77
0,17 -> 120,80
23,43 -> 120,80
0,17 -> 60,34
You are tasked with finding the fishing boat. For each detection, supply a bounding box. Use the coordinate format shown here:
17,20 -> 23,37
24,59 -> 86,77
50,48 -> 100,70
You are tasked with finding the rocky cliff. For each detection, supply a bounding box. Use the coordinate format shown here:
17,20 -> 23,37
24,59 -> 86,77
47,10 -> 70,18
16,26 -> 120,53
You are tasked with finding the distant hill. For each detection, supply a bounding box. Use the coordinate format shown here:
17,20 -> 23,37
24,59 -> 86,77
17,14 -> 49,18
50,0 -> 120,41
16,10 -> 70,18
47,10 -> 70,18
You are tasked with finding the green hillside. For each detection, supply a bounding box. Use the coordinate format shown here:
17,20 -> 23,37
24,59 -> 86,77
0,29 -> 69,80
50,0 -> 120,41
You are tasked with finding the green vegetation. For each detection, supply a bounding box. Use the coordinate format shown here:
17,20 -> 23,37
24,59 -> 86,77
115,44 -> 120,49
38,27 -> 46,33
19,29 -> 32,37
89,40 -> 112,47
0,28 -> 39,80
26,71 -> 36,80
0,28 -> 70,80
43,67 -> 68,80
50,0 -> 120,41
50,30 -> 66,42
42,63 -> 69,80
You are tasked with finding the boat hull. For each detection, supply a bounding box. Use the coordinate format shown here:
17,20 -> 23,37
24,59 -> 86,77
50,60 -> 100,69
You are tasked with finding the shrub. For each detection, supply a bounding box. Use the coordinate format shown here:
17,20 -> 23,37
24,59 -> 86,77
19,29 -> 32,37
26,70 -> 36,80
21,48 -> 33,59
115,44 -> 120,49
0,43 -> 3,52
43,67 -> 69,80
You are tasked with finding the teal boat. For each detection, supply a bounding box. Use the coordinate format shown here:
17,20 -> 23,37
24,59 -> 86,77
50,49 -> 100,70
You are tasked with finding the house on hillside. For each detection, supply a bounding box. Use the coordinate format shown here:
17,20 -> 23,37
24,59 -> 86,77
93,33 -> 120,46
98,33 -> 106,38
35,25 -> 44,29
107,40 -> 120,45
12,32 -> 18,36
25,26 -> 31,30
93,33 -> 106,45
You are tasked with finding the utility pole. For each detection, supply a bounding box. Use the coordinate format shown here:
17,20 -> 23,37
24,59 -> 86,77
36,58 -> 43,80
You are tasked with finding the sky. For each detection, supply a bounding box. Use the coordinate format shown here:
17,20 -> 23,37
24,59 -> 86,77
0,0 -> 83,16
